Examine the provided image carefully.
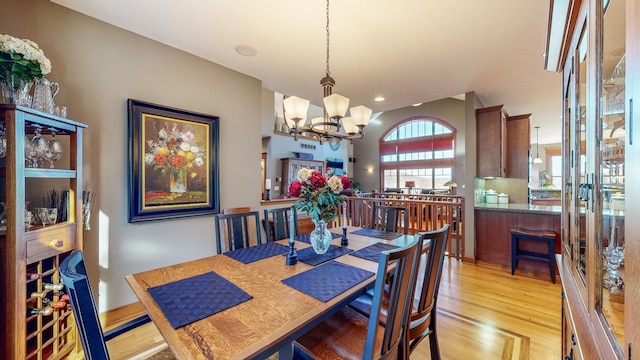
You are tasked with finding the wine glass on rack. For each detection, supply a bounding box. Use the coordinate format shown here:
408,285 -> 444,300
46,128 -> 63,168
29,125 -> 49,168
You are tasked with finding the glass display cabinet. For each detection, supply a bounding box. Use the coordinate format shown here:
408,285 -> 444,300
548,0 -> 640,358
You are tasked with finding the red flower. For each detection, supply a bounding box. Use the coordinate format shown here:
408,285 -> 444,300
309,171 -> 326,189
289,180 -> 302,197
340,176 -> 352,190
154,153 -> 168,166
171,154 -> 186,168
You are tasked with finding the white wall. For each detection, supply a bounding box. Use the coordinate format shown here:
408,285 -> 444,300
4,0 -> 263,311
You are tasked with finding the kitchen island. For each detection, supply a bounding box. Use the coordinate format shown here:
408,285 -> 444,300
475,203 -> 561,278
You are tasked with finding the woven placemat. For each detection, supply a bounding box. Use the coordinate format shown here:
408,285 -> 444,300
148,271 -> 252,329
282,261 -> 374,302
349,242 -> 400,262
350,228 -> 403,240
224,242 -> 289,264
294,245 -> 352,266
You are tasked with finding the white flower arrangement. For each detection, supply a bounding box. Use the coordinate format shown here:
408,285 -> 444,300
0,34 -> 52,82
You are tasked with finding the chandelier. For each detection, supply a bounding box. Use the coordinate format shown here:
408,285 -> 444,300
282,0 -> 372,151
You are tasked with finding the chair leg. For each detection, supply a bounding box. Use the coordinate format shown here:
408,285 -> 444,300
511,235 -> 517,275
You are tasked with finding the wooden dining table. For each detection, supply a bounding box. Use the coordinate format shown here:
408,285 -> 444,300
125,226 -> 413,360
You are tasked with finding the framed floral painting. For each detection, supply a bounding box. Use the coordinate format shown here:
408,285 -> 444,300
127,99 -> 220,222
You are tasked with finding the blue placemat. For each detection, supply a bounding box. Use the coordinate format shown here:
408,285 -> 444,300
294,245 -> 353,266
282,261 -> 375,302
349,242 -> 400,262
351,228 -> 403,240
294,232 -> 342,244
224,242 -> 289,264
148,271 -> 253,329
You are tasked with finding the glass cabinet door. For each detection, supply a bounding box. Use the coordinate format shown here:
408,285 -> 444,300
575,24 -> 589,284
597,0 -> 626,353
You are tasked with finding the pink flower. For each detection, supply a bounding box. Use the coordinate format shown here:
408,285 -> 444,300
289,180 -> 302,197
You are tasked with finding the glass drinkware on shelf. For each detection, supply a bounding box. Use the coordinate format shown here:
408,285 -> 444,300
28,126 -> 48,168
45,129 -> 63,168
32,78 -> 60,114
35,207 -> 58,227
0,122 -> 6,158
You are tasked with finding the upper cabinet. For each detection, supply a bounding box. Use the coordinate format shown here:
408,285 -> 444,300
547,0 -> 638,358
476,105 -> 507,177
506,113 -> 531,179
476,105 -> 530,178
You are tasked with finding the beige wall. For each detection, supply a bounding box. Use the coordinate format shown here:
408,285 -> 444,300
352,97 -> 467,193
4,0 -> 264,311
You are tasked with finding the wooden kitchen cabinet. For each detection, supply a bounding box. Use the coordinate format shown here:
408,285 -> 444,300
506,113 -> 531,179
476,105 -> 530,179
476,105 -> 507,177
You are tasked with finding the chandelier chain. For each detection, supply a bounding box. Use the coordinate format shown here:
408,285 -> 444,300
326,0 -> 330,78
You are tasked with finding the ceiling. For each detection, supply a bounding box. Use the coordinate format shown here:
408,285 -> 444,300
52,0 -> 563,144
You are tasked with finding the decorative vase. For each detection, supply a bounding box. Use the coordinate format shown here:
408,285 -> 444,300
169,169 -> 188,193
310,220 -> 332,254
0,73 -> 33,105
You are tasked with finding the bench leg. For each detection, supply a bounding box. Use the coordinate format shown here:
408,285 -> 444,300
549,240 -> 556,284
511,235 -> 517,275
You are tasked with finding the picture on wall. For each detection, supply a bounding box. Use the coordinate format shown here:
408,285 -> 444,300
127,99 -> 220,222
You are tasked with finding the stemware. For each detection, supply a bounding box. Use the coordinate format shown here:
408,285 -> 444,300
46,129 -> 63,168
29,126 -> 49,168
35,208 -> 58,227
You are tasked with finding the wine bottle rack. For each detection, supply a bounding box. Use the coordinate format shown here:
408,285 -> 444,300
25,251 -> 74,360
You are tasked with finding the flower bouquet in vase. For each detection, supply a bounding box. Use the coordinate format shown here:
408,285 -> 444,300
289,168 -> 351,254
0,34 -> 51,105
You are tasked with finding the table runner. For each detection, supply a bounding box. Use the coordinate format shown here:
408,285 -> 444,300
349,242 -> 400,262
294,245 -> 353,266
281,261 -> 374,302
148,271 -> 253,329
294,232 -> 342,244
224,242 -> 289,264
350,228 -> 403,240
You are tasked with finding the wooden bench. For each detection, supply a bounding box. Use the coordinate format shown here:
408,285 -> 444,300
510,227 -> 557,283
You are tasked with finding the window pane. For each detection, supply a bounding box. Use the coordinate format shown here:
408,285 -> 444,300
383,170 -> 397,189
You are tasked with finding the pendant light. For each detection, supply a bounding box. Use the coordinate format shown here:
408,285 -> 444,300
533,126 -> 543,164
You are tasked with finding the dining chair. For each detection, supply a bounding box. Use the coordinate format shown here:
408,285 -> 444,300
371,204 -> 409,234
222,206 -> 251,214
292,235 -> 422,360
60,250 -> 174,360
350,224 -> 450,359
263,206 -> 299,241
214,211 -> 263,253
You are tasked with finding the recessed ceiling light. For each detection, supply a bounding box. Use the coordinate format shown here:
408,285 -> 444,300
412,103 -> 422,107
374,97 -> 385,102
235,44 -> 257,57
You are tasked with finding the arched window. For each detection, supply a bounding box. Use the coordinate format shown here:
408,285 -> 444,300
379,117 -> 456,191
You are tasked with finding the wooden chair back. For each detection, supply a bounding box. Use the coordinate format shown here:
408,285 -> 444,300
409,224 -> 450,357
60,250 -> 155,360
263,206 -> 298,241
371,204 -> 409,234
214,211 -> 262,253
365,235 -> 422,359
222,206 -> 251,214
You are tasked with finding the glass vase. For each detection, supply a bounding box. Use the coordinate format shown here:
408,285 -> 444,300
1,73 -> 33,105
310,220 -> 332,254
169,169 -> 188,193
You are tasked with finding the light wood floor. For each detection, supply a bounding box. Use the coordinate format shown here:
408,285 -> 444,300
103,260 -> 562,359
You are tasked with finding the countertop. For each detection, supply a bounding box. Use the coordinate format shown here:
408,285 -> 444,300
475,202 -> 562,215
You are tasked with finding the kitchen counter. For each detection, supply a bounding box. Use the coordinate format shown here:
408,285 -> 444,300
475,202 -> 561,215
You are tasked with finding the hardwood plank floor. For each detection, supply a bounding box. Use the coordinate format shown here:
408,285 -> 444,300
100,259 -> 562,359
